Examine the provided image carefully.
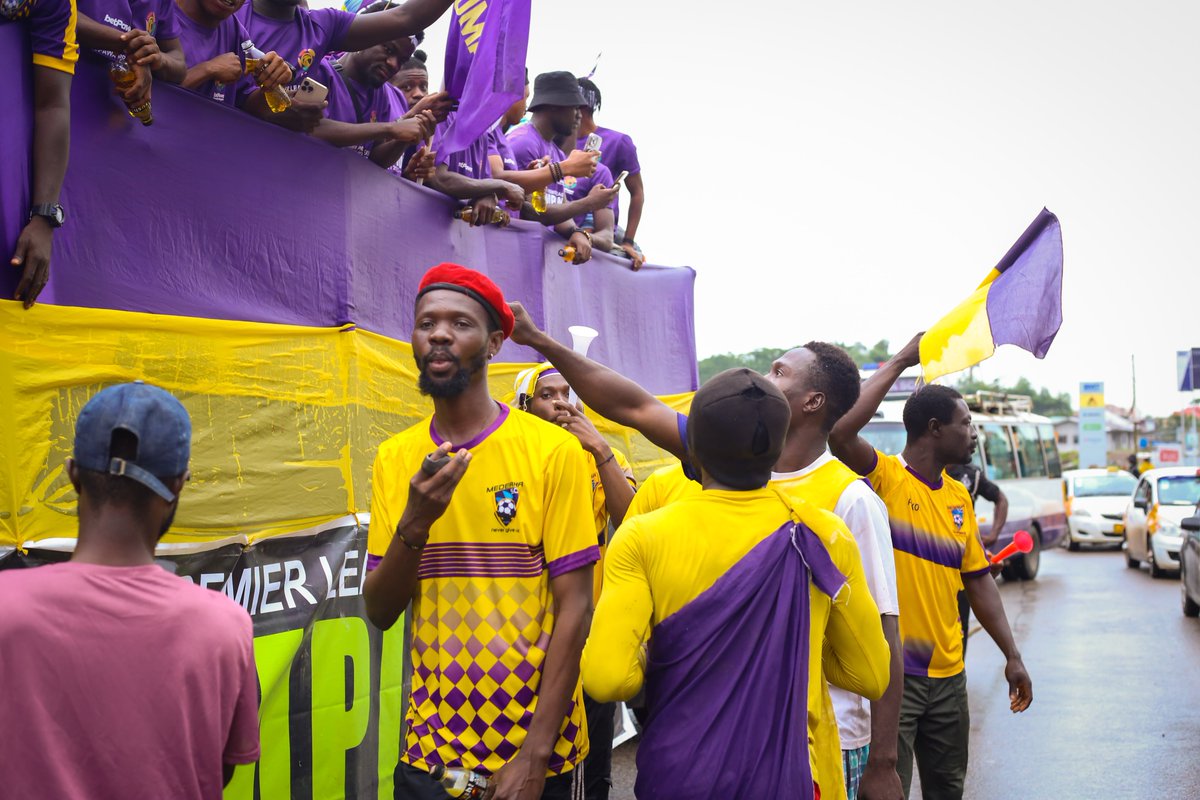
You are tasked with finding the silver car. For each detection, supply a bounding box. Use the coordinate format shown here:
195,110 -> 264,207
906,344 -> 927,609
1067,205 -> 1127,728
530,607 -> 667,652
1124,468 -> 1200,577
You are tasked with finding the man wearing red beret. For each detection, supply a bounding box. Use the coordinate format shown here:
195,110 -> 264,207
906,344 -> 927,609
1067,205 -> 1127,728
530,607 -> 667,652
364,264 -> 598,800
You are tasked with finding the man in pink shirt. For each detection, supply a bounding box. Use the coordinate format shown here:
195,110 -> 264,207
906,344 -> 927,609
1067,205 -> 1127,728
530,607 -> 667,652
0,382 -> 260,800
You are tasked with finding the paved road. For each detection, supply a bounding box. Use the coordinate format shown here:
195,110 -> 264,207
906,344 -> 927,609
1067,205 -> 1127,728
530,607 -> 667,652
606,546 -> 1200,799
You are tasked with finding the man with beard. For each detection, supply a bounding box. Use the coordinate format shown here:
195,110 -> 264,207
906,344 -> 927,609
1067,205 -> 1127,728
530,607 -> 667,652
364,264 -> 597,800
508,305 -> 902,800
307,3 -> 438,167
829,336 -> 1032,800
0,382 -> 260,797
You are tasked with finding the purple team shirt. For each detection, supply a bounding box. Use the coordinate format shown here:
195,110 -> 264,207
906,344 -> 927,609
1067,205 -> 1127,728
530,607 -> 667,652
176,11 -> 249,106
78,0 -> 178,49
563,162 -> 617,230
235,4 -> 354,92
4,0 -> 79,73
486,127 -> 519,172
433,112 -> 491,180
505,122 -> 568,208
577,125 -> 640,226
309,57 -> 405,158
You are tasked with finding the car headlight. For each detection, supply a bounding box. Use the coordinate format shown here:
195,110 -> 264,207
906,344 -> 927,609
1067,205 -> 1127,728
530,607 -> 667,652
1073,508 -> 1091,517
1158,521 -> 1181,537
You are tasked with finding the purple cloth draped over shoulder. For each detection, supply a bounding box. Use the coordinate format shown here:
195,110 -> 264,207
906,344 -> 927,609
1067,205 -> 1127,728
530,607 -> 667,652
637,520 -> 846,800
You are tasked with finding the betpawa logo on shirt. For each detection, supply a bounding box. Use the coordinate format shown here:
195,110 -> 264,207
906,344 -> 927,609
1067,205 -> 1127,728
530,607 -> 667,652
950,505 -> 965,531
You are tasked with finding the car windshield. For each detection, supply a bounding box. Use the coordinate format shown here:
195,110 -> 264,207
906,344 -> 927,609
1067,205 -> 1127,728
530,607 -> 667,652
1073,473 -> 1137,498
1158,476 -> 1200,506
862,422 -> 906,456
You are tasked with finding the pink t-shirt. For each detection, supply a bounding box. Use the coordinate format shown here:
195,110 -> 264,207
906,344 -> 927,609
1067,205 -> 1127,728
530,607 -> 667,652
0,561 -> 260,800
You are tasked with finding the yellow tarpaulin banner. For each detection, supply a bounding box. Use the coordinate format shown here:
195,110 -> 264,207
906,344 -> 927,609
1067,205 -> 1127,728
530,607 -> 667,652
0,301 -> 691,551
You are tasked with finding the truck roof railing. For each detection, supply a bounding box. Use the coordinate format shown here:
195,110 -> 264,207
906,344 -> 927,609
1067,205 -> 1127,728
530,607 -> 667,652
966,391 -> 1033,415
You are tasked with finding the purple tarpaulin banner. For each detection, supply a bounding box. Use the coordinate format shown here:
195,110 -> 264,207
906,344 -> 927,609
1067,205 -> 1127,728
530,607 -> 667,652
1,37 -> 698,394
438,0 -> 530,159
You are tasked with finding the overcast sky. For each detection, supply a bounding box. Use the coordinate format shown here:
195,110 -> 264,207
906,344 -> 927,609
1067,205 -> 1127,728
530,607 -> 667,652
318,0 -> 1200,417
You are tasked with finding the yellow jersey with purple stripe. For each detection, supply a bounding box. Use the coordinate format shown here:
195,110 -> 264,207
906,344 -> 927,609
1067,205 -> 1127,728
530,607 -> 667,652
867,451 -> 989,678
3,0 -> 79,74
367,403 -> 598,777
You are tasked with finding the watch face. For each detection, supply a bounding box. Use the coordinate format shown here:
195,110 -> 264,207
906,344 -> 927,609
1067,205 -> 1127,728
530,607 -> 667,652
50,206 -> 64,225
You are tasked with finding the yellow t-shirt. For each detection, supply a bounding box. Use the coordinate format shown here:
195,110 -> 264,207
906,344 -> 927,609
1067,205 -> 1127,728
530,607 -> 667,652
367,404 -> 598,776
625,463 -> 696,520
867,451 -> 990,678
589,448 -> 636,605
583,487 -> 889,795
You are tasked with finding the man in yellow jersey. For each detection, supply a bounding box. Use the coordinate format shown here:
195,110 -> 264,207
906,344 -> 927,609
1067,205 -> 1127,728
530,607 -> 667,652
510,304 -> 904,800
829,334 -> 1033,800
582,368 -> 890,800
514,362 -> 636,800
363,264 -> 598,800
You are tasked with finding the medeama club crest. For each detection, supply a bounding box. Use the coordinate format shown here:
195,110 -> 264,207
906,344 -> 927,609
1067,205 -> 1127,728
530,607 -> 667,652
494,488 -> 519,526
950,505 -> 965,531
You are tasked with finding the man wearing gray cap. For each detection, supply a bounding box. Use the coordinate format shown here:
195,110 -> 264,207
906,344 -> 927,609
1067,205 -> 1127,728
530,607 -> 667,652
0,382 -> 260,800
580,369 -> 890,800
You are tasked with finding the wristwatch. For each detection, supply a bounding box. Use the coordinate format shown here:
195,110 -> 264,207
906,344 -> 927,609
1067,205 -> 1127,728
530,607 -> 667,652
29,203 -> 66,228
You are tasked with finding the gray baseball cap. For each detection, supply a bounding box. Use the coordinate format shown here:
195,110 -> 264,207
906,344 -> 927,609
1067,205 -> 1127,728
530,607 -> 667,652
73,382 -> 191,502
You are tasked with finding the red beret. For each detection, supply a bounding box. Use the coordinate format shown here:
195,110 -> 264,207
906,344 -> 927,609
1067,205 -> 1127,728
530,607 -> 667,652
416,263 -> 515,339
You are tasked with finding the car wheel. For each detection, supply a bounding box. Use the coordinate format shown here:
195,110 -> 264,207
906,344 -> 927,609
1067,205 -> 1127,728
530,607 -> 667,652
1184,582 -> 1200,618
1148,542 -> 1166,579
1125,538 -> 1139,568
1010,528 -> 1042,581
1068,538 -> 1081,552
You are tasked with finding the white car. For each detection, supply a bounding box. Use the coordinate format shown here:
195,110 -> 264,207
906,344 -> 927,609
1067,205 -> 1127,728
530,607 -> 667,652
1124,467 -> 1200,577
1062,468 -> 1138,550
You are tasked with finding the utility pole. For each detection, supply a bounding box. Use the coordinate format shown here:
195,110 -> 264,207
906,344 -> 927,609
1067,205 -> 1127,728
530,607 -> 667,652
1131,354 -> 1138,460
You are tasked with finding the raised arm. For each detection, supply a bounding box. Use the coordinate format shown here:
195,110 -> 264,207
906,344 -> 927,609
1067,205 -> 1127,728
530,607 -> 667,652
336,0 -> 454,52
829,332 -> 922,475
509,301 -> 687,458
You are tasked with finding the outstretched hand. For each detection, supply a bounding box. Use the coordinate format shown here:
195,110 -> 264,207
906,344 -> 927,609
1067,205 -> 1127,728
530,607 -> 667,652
895,331 -> 924,368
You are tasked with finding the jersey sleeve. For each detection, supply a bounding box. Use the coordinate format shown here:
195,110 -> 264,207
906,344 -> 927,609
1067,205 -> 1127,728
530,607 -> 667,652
152,0 -> 178,40
223,612 -> 262,764
614,449 -> 636,485
581,519 -> 652,702
959,494 -> 990,576
487,128 -> 519,171
821,520 -> 890,701
28,0 -> 80,74
542,438 -> 600,577
834,481 -> 899,616
976,474 -> 1003,504
313,6 -> 355,55
865,450 -> 901,495
366,444 -> 400,572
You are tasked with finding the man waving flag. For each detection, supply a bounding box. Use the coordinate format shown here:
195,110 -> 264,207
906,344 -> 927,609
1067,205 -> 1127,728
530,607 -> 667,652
920,208 -> 1064,382
438,0 -> 531,155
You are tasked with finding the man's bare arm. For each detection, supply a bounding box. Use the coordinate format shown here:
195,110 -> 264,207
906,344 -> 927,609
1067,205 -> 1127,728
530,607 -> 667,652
337,0 -> 454,52
829,333 -> 922,475
964,571 -> 1032,712
509,302 -> 686,458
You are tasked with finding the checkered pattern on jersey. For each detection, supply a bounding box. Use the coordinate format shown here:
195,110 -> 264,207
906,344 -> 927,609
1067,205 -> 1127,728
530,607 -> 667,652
402,576 -> 588,776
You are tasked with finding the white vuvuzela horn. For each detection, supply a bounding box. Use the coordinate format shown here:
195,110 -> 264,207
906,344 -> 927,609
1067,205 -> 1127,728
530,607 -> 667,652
566,325 -> 599,406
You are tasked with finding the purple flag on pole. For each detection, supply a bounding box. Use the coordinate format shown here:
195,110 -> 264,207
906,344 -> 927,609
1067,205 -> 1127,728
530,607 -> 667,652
438,0 -> 531,159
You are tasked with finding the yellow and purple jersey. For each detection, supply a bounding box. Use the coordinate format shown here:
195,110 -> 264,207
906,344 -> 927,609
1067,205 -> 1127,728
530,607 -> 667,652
4,0 -> 79,74
867,451 -> 990,678
367,404 -> 598,777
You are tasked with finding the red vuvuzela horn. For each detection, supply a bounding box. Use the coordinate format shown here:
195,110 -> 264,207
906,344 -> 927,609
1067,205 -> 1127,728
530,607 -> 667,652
989,529 -> 1034,565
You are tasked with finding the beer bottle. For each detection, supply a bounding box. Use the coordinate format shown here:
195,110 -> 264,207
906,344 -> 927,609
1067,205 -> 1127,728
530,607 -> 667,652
428,765 -> 489,799
453,206 -> 509,225
559,246 -> 576,262
109,56 -> 153,125
240,42 -> 292,113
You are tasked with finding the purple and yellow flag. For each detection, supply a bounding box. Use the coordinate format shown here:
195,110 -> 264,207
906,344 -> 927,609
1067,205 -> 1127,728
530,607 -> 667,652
920,208 -> 1063,382
438,0 -> 530,156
